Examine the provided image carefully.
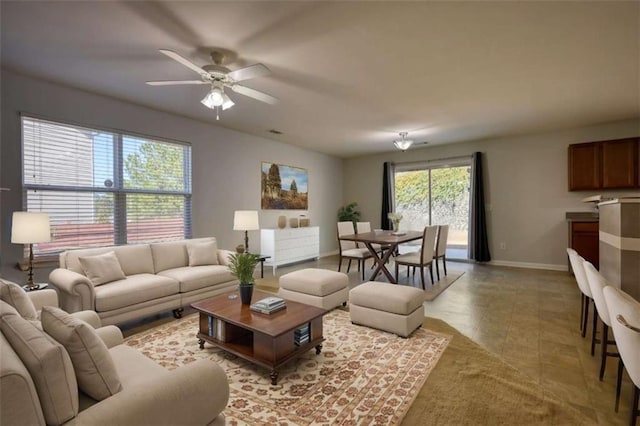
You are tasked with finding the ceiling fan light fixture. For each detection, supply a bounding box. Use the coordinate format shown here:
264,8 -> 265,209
221,92 -> 235,110
201,87 -> 225,109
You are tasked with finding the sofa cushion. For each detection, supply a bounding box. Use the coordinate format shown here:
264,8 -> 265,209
0,313 -> 78,425
64,244 -> 154,276
79,251 -> 127,286
158,266 -> 234,293
187,241 -> 219,266
0,278 -> 38,320
151,241 -> 189,273
108,344 -> 167,389
93,274 -> 179,312
41,306 -> 122,401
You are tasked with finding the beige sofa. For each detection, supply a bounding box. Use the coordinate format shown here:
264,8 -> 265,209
49,238 -> 238,325
0,286 -> 229,426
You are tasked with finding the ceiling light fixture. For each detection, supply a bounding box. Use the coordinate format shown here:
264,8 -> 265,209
201,86 -> 234,120
393,132 -> 414,151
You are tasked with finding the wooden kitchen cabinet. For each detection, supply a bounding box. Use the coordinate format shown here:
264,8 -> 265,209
568,221 -> 599,269
568,137 -> 640,191
568,142 -> 600,190
602,138 -> 638,188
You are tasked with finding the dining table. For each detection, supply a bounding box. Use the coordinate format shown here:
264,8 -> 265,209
339,230 -> 423,284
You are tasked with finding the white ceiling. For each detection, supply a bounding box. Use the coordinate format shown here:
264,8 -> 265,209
1,1 -> 639,158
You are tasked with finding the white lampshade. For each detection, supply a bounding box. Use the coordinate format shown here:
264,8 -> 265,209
11,212 -> 51,244
233,210 -> 260,231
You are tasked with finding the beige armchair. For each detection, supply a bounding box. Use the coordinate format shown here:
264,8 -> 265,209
1,280 -> 229,426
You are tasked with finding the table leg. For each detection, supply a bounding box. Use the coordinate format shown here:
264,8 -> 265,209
315,344 -> 323,355
270,370 -> 279,385
364,242 -> 398,283
198,338 -> 204,349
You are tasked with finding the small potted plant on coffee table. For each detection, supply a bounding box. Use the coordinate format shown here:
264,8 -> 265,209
228,252 -> 260,305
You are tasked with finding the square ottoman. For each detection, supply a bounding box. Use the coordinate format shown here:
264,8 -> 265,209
278,268 -> 349,310
349,282 -> 424,337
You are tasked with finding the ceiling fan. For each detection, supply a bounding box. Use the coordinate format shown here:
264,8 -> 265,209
146,49 -> 278,119
393,132 -> 428,151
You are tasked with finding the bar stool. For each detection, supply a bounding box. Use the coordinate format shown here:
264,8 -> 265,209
567,248 -> 596,349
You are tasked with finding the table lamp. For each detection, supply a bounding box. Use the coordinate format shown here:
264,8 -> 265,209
233,210 -> 259,253
11,212 -> 51,291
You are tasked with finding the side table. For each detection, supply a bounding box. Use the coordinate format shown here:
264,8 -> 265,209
23,283 -> 49,292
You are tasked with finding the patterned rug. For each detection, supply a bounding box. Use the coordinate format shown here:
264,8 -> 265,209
125,309 -> 450,425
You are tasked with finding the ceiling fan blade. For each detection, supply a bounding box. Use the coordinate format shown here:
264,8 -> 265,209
227,63 -> 271,82
231,85 -> 278,105
146,80 -> 208,86
159,49 -> 207,76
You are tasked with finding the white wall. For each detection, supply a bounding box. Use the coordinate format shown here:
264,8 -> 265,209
343,119 -> 640,270
0,69 -> 343,282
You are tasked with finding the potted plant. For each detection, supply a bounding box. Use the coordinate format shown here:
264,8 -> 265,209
228,252 -> 260,305
337,202 -> 361,225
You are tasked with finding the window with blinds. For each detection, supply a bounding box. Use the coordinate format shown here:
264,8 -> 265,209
22,116 -> 192,256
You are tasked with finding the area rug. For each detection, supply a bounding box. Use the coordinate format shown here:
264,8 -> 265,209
402,318 -> 596,425
125,309 -> 451,425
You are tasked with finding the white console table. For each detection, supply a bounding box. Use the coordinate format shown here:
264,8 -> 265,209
260,227 -> 320,274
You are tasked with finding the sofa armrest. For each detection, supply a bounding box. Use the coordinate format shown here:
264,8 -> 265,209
28,289 -> 59,311
68,359 -> 229,426
70,310 -> 102,329
217,249 -> 235,266
94,325 -> 124,348
49,268 -> 95,313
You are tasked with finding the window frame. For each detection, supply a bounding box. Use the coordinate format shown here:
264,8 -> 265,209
20,113 -> 193,257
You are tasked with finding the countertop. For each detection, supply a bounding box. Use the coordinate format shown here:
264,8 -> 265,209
566,212 -> 599,222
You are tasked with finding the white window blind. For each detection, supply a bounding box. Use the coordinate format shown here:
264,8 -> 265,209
22,116 -> 192,255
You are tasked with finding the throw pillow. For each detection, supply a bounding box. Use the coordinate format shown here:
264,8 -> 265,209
41,306 -> 122,401
78,251 -> 126,286
0,278 -> 38,320
0,312 -> 78,425
187,240 -> 219,266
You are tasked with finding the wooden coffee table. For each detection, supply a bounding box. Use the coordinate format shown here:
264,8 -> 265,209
191,290 -> 327,385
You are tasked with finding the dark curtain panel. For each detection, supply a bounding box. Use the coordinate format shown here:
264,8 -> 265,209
469,152 -> 491,262
381,162 -> 395,230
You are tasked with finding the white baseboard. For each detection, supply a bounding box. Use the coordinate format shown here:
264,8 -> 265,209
320,250 -> 339,258
488,260 -> 568,272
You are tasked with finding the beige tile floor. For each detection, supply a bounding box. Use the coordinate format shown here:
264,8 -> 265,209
255,256 -> 631,425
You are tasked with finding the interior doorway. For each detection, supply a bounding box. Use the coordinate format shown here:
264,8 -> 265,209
394,160 -> 471,259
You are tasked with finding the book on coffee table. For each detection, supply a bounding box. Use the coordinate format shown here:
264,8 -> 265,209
251,296 -> 286,314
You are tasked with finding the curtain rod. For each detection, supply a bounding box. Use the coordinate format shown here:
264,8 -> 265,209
398,154 -> 472,167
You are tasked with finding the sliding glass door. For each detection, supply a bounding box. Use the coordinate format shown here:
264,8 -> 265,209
394,160 -> 471,259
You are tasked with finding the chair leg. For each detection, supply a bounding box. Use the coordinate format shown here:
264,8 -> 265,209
338,255 -> 343,272
591,304 -> 599,356
580,293 -> 585,332
347,259 -> 352,273
435,258 -> 440,281
442,255 -> 447,276
361,260 -> 365,281
616,357 -> 623,413
630,385 -> 639,426
582,297 -> 590,338
599,324 -> 608,381
395,262 -> 399,282
420,266 -> 426,290
429,264 -> 434,285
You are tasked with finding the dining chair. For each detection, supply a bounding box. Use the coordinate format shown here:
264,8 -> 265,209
583,261 -> 619,382
394,225 -> 438,289
356,222 -> 391,260
567,248 -> 596,345
603,286 -> 640,424
337,221 -> 372,280
433,225 -> 449,280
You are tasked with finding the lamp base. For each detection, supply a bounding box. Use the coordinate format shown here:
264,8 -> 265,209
22,283 -> 48,292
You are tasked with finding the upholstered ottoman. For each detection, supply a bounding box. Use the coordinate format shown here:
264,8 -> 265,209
278,268 -> 349,310
349,282 -> 424,337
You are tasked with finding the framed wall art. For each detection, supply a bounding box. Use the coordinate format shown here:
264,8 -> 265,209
261,162 -> 308,210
